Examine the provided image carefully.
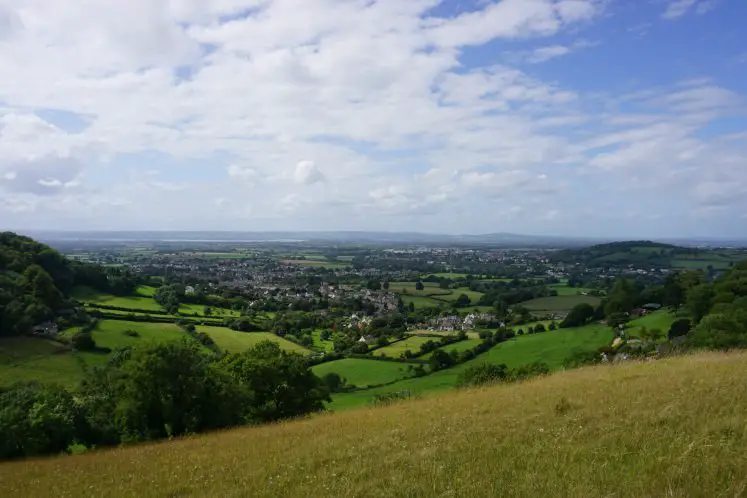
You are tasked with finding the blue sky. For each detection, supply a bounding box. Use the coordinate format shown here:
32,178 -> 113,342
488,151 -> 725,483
0,0 -> 746,238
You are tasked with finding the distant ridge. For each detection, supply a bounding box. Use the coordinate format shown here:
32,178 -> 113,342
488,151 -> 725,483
9,230 -> 746,249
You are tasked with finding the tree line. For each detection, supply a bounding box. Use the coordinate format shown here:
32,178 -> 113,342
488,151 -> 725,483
0,340 -> 329,460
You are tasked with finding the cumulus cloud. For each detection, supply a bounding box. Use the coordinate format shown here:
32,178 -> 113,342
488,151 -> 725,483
293,161 -> 325,185
0,0 -> 742,236
662,0 -> 717,20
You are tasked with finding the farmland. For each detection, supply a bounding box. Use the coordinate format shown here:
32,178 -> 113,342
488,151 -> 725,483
0,337 -> 86,388
627,310 -> 678,338
420,338 -> 483,359
332,322 -> 614,410
196,326 -> 310,354
280,259 -> 351,269
82,320 -> 189,350
3,352 -> 747,497
71,286 -> 164,311
374,336 -> 436,357
311,358 -> 413,388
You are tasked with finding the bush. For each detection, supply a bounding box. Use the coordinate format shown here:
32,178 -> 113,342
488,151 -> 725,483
122,329 -> 139,338
668,318 -> 692,340
71,332 -> 96,351
561,303 -> 596,328
457,363 -> 509,387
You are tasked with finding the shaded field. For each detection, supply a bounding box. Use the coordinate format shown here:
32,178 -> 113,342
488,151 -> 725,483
521,295 -> 601,312
196,327 -> 310,354
71,286 -> 164,311
311,359 -> 412,388
374,336 -> 436,358
5,353 -> 747,497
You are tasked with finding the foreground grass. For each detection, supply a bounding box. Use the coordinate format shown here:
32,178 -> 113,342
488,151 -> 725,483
3,352 -> 747,497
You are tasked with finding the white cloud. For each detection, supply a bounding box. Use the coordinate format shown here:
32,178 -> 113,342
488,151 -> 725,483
662,0 -> 717,20
527,45 -> 571,63
293,161 -> 325,185
0,0 -> 743,236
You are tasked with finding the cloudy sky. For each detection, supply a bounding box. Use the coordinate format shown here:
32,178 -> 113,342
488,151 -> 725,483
1,0 -> 746,237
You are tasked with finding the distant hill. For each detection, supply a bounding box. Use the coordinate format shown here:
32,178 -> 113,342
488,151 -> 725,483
2,351 -> 745,496
550,240 -> 704,268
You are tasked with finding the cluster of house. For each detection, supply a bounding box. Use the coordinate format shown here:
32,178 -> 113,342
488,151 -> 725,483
413,312 -> 497,332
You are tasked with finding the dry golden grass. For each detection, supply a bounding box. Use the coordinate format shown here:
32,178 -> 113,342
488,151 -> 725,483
3,352 -> 747,497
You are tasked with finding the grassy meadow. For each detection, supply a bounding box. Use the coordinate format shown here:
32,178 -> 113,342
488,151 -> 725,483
311,358 -> 412,388
196,326 -> 310,354
3,352 -> 746,497
71,286 -> 164,311
420,338 -> 483,359
333,323 -> 614,410
627,310 -> 678,338
374,336 -> 435,357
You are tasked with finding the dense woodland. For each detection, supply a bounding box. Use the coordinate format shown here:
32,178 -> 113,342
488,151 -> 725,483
0,232 -> 139,337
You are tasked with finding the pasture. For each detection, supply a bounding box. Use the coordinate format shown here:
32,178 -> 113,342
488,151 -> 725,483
520,295 -> 601,313
196,327 -> 310,354
420,338 -> 483,360
0,337 -> 83,388
311,358 -> 413,388
85,320 -> 189,350
374,336 -> 436,357
333,322 -> 614,410
71,286 -> 164,311
549,284 -> 597,296
627,310 -> 677,338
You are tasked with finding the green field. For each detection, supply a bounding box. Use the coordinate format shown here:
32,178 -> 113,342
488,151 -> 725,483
549,284 -> 597,296
311,358 -> 413,388
521,295 -> 601,312
83,320 -> 188,350
311,330 -> 335,352
72,286 -> 164,311
196,326 -> 310,354
400,295 -> 443,309
332,323 -> 614,410
420,339 -> 483,360
0,337 -> 80,388
374,336 -> 437,358
627,310 -> 677,338
474,323 -> 614,370
134,285 -> 157,297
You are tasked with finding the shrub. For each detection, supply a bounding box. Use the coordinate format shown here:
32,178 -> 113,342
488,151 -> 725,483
71,332 -> 96,351
122,329 -> 140,338
457,363 -> 509,388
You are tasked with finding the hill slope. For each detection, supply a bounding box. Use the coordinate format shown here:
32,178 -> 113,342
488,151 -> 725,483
2,351 -> 746,497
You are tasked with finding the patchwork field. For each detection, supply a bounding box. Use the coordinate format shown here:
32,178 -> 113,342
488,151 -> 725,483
549,284 -> 597,296
196,326 -> 310,354
333,322 -> 615,410
374,336 -> 437,357
311,358 -> 413,388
